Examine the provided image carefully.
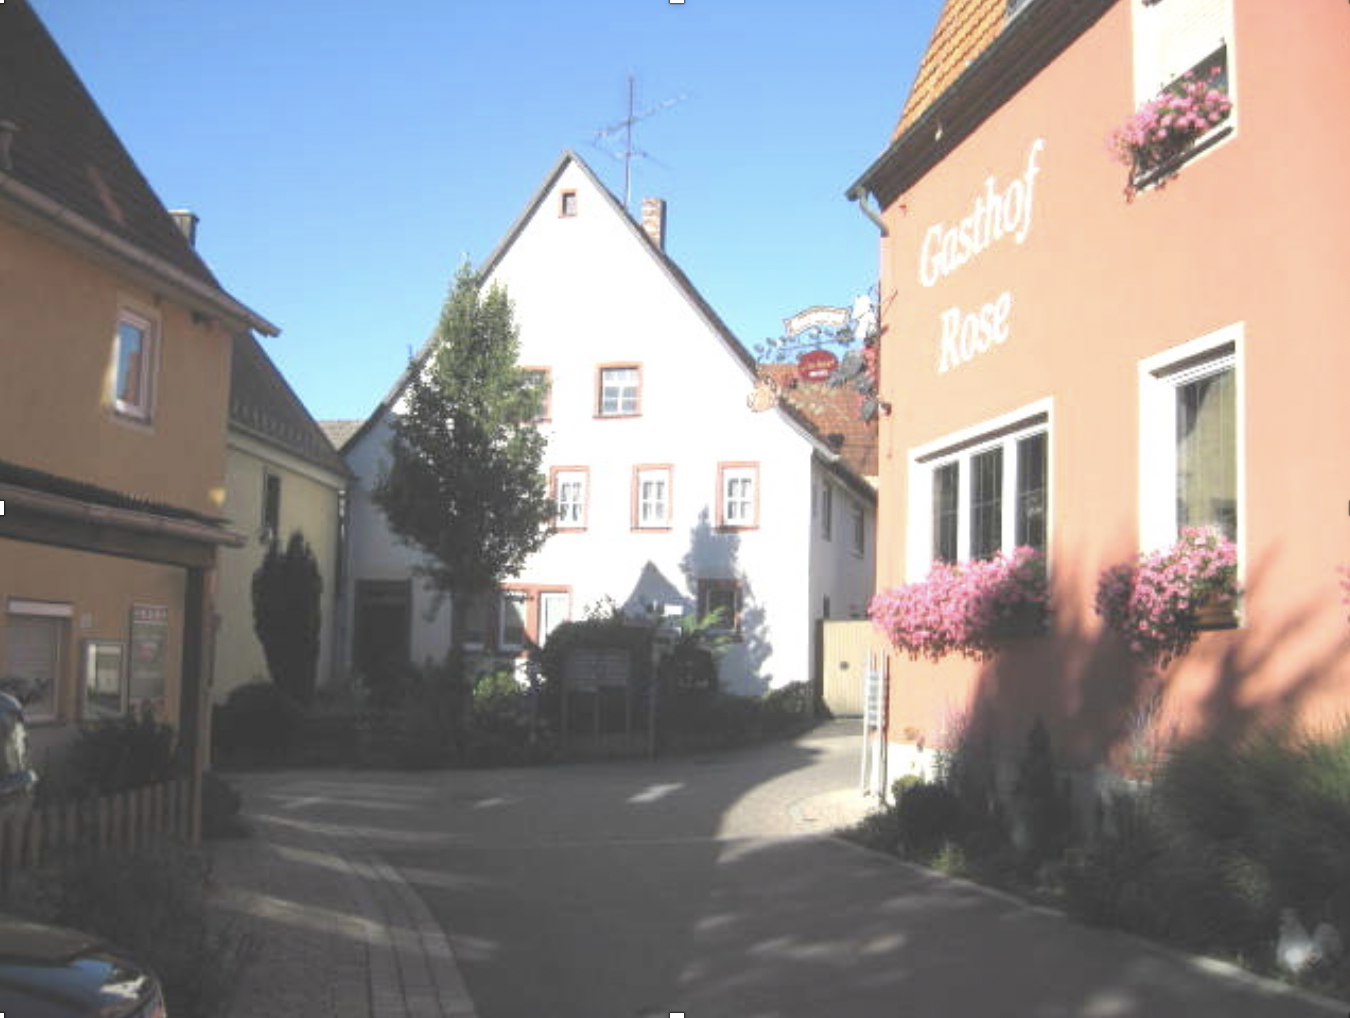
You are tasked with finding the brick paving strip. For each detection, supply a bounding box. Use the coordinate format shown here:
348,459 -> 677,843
210,797 -> 479,1018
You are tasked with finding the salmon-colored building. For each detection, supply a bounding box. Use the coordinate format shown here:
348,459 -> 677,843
849,0 -> 1350,800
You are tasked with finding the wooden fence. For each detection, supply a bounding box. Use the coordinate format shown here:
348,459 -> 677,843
0,777 -> 195,891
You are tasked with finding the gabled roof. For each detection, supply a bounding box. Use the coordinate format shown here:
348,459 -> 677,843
760,364 -> 879,479
342,151 -> 873,491
850,0 -> 1115,209
318,419 -> 364,452
0,0 -> 275,335
229,334 -> 350,478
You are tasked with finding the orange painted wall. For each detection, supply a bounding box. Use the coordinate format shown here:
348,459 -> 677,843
875,2 -> 1350,767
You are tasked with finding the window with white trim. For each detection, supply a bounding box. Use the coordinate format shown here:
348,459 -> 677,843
111,309 -> 157,421
918,415 -> 1049,567
598,366 -> 640,417
498,590 -> 528,652
1139,332 -> 1239,550
553,468 -> 588,530
849,501 -> 866,556
718,464 -> 758,529
634,466 -> 671,529
821,482 -> 834,540
697,579 -> 742,634
2,600 -> 71,721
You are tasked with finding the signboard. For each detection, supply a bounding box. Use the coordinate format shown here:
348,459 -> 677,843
796,348 -> 839,382
129,604 -> 169,704
783,305 -> 849,337
562,648 -> 631,691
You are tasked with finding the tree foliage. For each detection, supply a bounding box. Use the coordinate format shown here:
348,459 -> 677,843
251,529 -> 323,705
373,265 -> 552,643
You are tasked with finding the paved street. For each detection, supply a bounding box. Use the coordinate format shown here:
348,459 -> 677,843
212,721 -> 1345,1018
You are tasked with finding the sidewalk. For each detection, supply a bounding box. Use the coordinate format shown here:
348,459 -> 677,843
209,776 -> 477,1018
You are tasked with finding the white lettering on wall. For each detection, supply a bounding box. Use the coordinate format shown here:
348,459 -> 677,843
918,138 -> 1044,374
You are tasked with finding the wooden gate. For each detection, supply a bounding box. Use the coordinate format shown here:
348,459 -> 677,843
819,620 -> 878,716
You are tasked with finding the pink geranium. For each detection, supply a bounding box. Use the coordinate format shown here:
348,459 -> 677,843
870,548 -> 1049,662
1094,527 -> 1239,668
1107,66 -> 1232,194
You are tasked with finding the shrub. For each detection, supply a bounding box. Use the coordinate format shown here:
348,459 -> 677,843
213,679 -> 304,764
251,530 -> 322,705
6,843 -> 241,1018
50,707 -> 175,799
894,780 -> 964,859
1011,718 -> 1070,867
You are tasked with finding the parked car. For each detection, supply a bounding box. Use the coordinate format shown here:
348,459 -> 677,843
0,912 -> 167,1016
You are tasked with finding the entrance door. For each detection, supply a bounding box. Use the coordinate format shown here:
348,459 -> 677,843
353,580 -> 411,681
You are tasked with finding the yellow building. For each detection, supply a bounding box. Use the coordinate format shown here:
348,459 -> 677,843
214,334 -> 348,704
0,1 -> 275,789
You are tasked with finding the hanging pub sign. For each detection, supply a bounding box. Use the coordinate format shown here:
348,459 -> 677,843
128,603 -> 169,705
797,348 -> 839,382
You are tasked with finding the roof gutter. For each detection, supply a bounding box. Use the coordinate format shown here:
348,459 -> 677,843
0,171 -> 279,337
846,184 -> 889,237
0,481 -> 245,548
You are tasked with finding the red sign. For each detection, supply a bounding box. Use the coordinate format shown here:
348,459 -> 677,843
797,349 -> 839,382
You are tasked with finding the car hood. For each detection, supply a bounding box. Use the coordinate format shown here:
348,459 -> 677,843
0,915 -> 159,1017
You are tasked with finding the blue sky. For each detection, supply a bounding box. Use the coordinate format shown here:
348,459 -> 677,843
31,0 -> 944,422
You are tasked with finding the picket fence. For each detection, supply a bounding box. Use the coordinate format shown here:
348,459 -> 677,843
0,777 -> 195,890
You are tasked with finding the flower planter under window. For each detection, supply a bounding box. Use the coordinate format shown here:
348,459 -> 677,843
1109,63 -> 1232,197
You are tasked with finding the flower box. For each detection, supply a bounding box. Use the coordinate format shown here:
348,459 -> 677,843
1108,65 -> 1232,197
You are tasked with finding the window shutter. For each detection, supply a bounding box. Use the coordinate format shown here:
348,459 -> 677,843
1133,0 -> 1230,101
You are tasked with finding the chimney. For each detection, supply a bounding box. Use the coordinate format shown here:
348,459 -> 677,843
0,120 -> 18,172
640,197 -> 666,251
169,209 -> 199,247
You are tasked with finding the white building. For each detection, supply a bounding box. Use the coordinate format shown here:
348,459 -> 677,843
335,152 -> 875,695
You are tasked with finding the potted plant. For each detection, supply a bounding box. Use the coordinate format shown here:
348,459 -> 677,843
1107,65 -> 1232,196
870,547 -> 1049,662
1095,526 -> 1239,669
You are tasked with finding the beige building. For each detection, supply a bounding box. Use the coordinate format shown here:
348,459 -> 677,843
0,1 -> 274,786
214,334 -> 348,703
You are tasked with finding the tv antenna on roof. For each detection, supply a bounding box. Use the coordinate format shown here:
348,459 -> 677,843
592,74 -> 686,212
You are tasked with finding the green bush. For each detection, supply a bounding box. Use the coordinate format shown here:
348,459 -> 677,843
251,530 -> 322,706
213,680 -> 304,764
6,843 -> 241,1018
1012,717 -> 1070,867
45,708 -> 176,800
895,780 -> 965,859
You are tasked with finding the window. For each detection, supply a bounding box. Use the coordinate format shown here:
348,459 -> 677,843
850,501 -> 866,556
821,482 -> 834,540
111,309 -> 157,421
913,408 -> 1050,570
718,463 -> 758,529
538,591 -> 570,646
499,590 -> 528,652
261,471 -> 282,543
1140,330 -> 1240,550
523,368 -> 551,422
597,365 -> 641,417
83,640 -> 126,719
552,468 -> 588,530
458,594 -> 490,650
1131,0 -> 1234,179
2,600 -> 71,721
560,190 -> 578,217
697,579 -> 742,634
633,465 -> 672,530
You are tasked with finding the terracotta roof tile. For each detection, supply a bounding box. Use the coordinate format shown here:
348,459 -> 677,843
760,364 -> 879,479
895,0 -> 1008,137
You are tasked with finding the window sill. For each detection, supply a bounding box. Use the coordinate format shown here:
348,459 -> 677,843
716,525 -> 759,534
632,526 -> 673,533
594,413 -> 642,421
553,526 -> 587,534
110,407 -> 155,432
1130,124 -> 1233,194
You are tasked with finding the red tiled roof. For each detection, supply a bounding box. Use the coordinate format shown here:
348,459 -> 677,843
760,364 -> 879,479
895,0 -> 1007,138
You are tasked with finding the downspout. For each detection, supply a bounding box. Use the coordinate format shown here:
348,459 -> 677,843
847,185 -> 889,237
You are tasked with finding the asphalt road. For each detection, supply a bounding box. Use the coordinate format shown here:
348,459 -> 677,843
245,722 -> 1345,1018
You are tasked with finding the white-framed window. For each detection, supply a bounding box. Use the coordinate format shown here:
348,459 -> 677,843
1131,0 -> 1235,177
1138,325 -> 1242,553
538,591 -> 570,646
111,308 -> 158,422
498,590 -> 528,652
523,367 -> 551,422
821,482 -> 834,540
560,190 -> 578,217
552,467 -> 588,530
597,366 -> 641,417
909,403 -> 1051,574
634,465 -> 672,530
718,463 -> 758,529
83,639 -> 126,719
849,501 -> 866,556
2,599 -> 71,722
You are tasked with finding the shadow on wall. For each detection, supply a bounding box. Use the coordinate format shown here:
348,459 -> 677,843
900,541 -> 1349,811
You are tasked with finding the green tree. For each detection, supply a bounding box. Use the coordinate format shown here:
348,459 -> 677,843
373,265 -> 552,655
251,529 -> 323,705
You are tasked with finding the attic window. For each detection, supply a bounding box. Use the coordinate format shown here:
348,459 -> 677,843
560,191 -> 578,217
